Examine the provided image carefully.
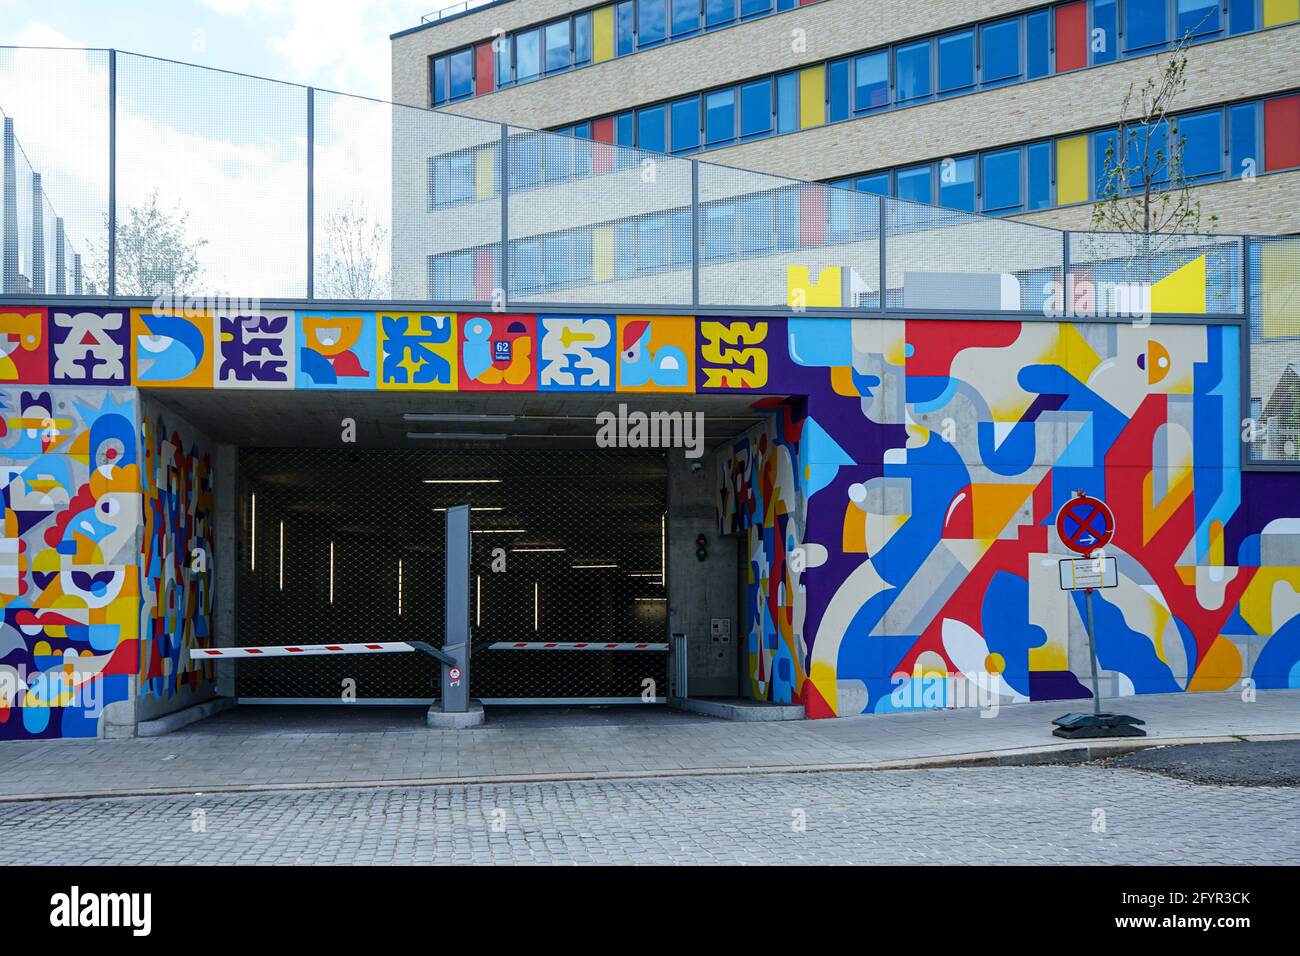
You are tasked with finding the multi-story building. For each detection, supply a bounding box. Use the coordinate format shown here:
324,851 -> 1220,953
392,0 -> 1300,236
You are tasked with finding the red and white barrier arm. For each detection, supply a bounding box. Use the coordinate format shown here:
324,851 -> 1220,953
487,642 -> 669,652
190,642 -> 419,659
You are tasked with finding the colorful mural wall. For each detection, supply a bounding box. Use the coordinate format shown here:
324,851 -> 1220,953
2,303 -> 1299,729
140,401 -> 216,702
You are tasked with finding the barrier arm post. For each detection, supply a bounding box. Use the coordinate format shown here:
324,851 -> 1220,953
426,503 -> 484,727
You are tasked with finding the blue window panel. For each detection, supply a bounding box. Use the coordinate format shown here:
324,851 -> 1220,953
1228,102 -> 1258,179
669,209 -> 692,268
937,30 -> 975,96
544,21 -> 570,73
1026,10 -> 1050,79
1228,0 -> 1256,34
896,40 -> 932,103
776,190 -> 800,250
515,240 -> 542,294
741,0 -> 773,18
573,231 -> 593,281
672,0 -> 701,36
1124,0 -> 1168,53
670,97 -> 701,153
614,222 -> 636,277
740,79 -> 773,139
448,49 -> 474,99
1125,120 -> 1170,189
854,172 -> 890,196
854,50 -> 889,112
616,112 -> 635,147
1027,141 -> 1052,209
1178,110 -> 1224,182
637,105 -> 667,153
705,88 -> 736,144
982,18 -> 1022,86
1093,0 -> 1118,64
827,59 -> 850,122
543,136 -> 573,181
776,72 -> 799,133
1094,129 -> 1119,198
639,217 -> 669,269
513,136 -> 542,190
495,41 -> 512,87
544,235 -> 569,287
431,56 -> 448,105
982,148 -> 1023,213
617,2 -> 635,55
639,0 -> 667,47
702,203 -> 735,261
575,13 -> 593,65
829,177 -> 852,189
896,165 -> 933,205
738,196 -> 770,254
1177,0 -> 1221,40
777,0 -> 796,8
574,122 -> 592,139
939,156 -> 976,211
516,29 -> 541,81
706,0 -> 735,29
827,188 -> 852,242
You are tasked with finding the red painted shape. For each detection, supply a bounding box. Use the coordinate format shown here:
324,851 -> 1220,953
474,42 -> 494,95
905,320 -> 1020,377
1264,94 -> 1300,172
325,646 -> 343,651
799,187 -> 826,247
802,679 -> 835,719
942,485 -> 974,539
592,117 -> 615,174
1055,2 -> 1088,72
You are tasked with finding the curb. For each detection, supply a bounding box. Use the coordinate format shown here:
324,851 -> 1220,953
1,732 -> 1296,804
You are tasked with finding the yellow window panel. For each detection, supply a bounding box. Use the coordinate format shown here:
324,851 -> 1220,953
799,66 -> 825,129
1263,0 -> 1300,27
1056,135 -> 1089,205
593,6 -> 615,63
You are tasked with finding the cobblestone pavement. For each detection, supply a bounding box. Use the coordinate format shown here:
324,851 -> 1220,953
6,764 -> 1297,865
2,690 -> 1298,800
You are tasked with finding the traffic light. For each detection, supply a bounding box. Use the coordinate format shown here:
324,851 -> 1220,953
695,533 -> 708,562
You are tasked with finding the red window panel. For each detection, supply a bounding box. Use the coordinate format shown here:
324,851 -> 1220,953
474,42 -> 494,95
799,187 -> 826,247
799,0 -> 819,5
474,247 -> 497,300
592,116 -> 615,174
1055,2 -> 1088,72
1264,94 -> 1300,172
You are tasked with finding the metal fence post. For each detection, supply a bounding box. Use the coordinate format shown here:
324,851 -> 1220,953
107,49 -> 117,298
2,117 -> 17,294
1062,229 -> 1071,316
690,160 -> 700,308
306,86 -> 314,300
31,172 -> 44,294
877,195 -> 888,312
499,123 -> 510,308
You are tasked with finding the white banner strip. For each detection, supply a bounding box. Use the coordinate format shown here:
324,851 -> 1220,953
487,642 -> 669,652
190,642 -> 418,659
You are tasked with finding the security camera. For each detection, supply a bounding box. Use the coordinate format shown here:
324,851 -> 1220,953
690,461 -> 703,473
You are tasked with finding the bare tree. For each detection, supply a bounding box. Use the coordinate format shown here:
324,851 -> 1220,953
316,200 -> 390,300
87,189 -> 208,296
1090,26 -> 1219,241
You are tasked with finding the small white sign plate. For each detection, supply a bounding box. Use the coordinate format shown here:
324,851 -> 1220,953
1059,556 -> 1119,590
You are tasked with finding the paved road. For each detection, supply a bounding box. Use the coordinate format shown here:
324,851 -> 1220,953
5,763 -> 1296,865
1106,739 -> 1300,787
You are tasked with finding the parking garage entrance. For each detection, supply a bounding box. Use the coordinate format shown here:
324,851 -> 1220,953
236,447 -> 669,703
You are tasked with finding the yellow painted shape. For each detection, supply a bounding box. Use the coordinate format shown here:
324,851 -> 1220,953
592,225 -> 614,282
1239,568 -> 1300,635
787,266 -> 842,308
1056,135 -> 1088,205
799,66 -> 825,129
1056,322 -> 1100,383
1187,636 -> 1243,691
593,6 -> 615,63
1150,255 -> 1206,315
829,364 -> 857,396
1142,469 -> 1192,545
842,502 -> 867,553
474,149 -> 495,199
1263,0 -> 1300,26
1029,641 -> 1069,671
970,483 -> 1034,540
809,661 -> 838,714
1260,238 -> 1300,338
1208,519 -> 1224,567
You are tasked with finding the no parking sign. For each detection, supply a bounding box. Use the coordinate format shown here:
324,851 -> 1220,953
1055,493 -> 1115,555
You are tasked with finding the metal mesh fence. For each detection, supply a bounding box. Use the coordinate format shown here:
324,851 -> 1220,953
698,163 -> 881,309
1067,231 -> 1244,316
1247,236 -> 1300,464
115,52 -> 308,299
885,197 -> 1064,312
506,126 -> 693,306
237,447 -> 667,700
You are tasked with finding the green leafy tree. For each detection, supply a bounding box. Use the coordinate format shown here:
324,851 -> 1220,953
87,190 -> 207,296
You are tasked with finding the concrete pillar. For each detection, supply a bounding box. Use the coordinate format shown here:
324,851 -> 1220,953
213,442 -> 240,698
666,453 -> 739,697
54,217 -> 66,295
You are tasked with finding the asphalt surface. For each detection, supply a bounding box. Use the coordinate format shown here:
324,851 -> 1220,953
1103,739 -> 1300,787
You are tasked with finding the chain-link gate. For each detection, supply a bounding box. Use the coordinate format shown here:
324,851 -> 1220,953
237,448 -> 668,702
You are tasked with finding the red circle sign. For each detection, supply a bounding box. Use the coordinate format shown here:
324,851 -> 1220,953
448,667 -> 462,681
1056,495 -> 1115,555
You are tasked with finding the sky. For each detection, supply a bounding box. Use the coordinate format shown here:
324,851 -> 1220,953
0,0 -> 470,295
0,0 -> 463,100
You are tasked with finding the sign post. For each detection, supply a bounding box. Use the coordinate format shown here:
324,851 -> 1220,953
1051,491 -> 1146,740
